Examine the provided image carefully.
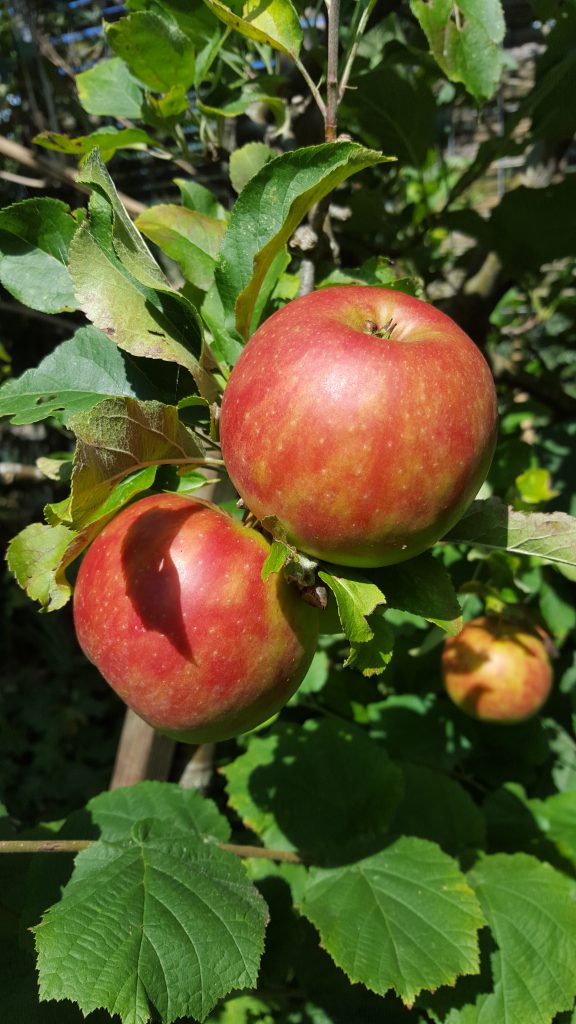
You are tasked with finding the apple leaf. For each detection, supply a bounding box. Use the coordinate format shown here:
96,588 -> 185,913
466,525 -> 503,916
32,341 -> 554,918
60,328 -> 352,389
72,151 -> 219,401
106,11 -> 196,92
0,198 -> 77,313
318,568 -> 386,643
201,0 -> 303,58
135,205 -> 226,291
222,719 -> 403,865
5,520 -> 104,612
0,326 -> 171,425
389,763 -> 486,858
213,142 -> 392,357
65,397 -> 204,529
445,498 -> 576,568
299,837 -> 484,1004
34,128 -> 154,163
175,178 -> 228,220
34,786 -> 267,1024
528,791 -> 576,869
76,57 -> 145,118
453,854 -> 576,1024
229,142 -> 277,194
410,0 -> 505,102
261,539 -> 291,582
344,612 -> 395,676
369,552 -> 463,635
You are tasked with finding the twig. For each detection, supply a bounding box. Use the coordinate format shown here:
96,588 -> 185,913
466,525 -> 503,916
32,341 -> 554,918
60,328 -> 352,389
0,462 -> 46,484
0,169 -> 47,188
324,0 -> 340,141
293,56 -> 327,120
338,0 -> 377,101
0,838 -> 303,863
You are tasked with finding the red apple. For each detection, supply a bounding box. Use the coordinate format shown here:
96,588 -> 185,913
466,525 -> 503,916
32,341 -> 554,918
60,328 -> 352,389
73,493 -> 318,743
220,286 -> 498,567
442,616 -> 553,723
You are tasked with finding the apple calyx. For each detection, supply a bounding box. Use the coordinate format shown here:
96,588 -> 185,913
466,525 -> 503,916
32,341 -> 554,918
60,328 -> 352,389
364,317 -> 398,339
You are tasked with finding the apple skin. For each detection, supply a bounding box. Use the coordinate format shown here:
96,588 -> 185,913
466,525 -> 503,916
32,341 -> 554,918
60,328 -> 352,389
220,286 -> 498,568
73,493 -> 319,743
442,617 -> 553,723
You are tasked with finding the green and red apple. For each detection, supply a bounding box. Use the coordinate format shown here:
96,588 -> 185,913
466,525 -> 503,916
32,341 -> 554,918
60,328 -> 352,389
73,493 -> 318,743
442,616 -> 553,723
220,285 -> 498,567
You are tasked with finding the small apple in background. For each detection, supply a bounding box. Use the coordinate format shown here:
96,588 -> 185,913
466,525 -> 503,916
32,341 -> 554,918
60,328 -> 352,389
73,493 -> 319,743
220,285 -> 498,568
442,616 -> 553,723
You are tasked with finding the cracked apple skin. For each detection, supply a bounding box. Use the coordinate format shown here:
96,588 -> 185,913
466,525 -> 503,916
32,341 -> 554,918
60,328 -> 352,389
220,286 -> 498,568
442,617 -> 553,723
73,493 -> 319,743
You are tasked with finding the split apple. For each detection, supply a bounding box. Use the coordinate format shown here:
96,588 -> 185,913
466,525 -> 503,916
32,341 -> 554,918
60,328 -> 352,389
220,286 -> 498,567
442,616 -> 553,723
73,493 -> 319,743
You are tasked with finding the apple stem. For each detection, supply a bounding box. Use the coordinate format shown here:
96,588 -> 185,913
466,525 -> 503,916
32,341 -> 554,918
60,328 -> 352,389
365,317 -> 398,339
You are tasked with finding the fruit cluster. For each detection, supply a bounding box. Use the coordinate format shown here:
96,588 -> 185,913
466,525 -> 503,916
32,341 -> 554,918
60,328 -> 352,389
74,286 -> 524,742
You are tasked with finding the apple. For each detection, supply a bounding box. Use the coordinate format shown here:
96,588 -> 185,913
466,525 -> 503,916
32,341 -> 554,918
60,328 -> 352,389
220,286 -> 498,567
73,493 -> 319,743
442,616 -> 553,723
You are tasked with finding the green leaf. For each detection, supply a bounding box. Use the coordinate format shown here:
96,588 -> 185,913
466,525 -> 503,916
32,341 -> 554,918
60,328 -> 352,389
515,467 -> 559,505
34,127 -> 153,163
289,649 -> 330,701
460,854 -> 576,1023
66,397 -> 204,528
390,763 -> 486,858
106,11 -> 195,92
229,143 -> 277,194
175,178 -> 228,220
300,837 -> 484,1003
445,498 -> 576,568
260,539 -> 291,581
491,178 -> 576,272
76,57 -> 145,118
136,204 -> 226,290
215,141 -> 391,350
223,719 -> 403,865
0,198 -> 77,313
0,326 -> 172,425
6,522 -> 79,612
198,91 -> 286,127
318,568 -> 386,643
34,834 -> 268,1024
345,613 -> 395,676
370,552 -> 463,635
529,791 -> 576,869
87,781 -> 231,843
409,0 -> 505,102
201,0 -> 303,57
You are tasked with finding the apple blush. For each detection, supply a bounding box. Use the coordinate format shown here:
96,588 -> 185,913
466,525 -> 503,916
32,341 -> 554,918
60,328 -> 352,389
220,286 -> 498,567
73,493 -> 319,743
442,616 -> 553,723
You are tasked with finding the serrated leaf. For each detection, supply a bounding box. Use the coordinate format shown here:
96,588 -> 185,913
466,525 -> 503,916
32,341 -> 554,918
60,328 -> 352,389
459,854 -> 576,1023
370,552 -> 463,635
34,127 -> 153,163
198,91 -> 286,127
390,763 -> 486,858
215,142 -> 391,351
318,568 -> 385,643
223,719 -> 403,865
300,837 -> 484,1004
136,205 -> 226,291
6,521 -> 102,611
72,152 -> 218,400
0,326 -> 170,425
76,57 -> 144,118
410,0 -> 505,102
261,539 -> 291,581
106,11 -> 195,92
202,0 -> 303,57
175,179 -> 228,220
345,613 -> 394,676
35,833 -> 268,1024
0,198 -> 77,313
229,143 -> 277,193
529,791 -> 576,868
66,397 -> 204,528
445,498 -> 576,568
88,781 -> 231,843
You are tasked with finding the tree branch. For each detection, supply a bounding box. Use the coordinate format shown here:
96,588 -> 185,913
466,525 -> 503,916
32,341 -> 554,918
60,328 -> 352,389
324,0 -> 340,141
0,838 -> 303,863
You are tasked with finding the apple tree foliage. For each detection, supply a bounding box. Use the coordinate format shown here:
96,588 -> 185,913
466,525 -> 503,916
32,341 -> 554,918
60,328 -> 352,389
1,0 -> 576,1022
